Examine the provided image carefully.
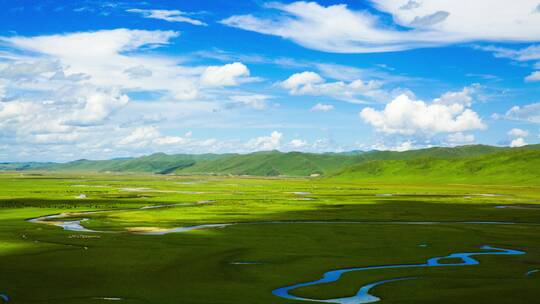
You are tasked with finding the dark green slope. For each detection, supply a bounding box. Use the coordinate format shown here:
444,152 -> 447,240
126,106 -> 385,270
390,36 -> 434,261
357,144 -> 505,161
0,162 -> 54,171
42,153 -> 224,173
333,148 -> 540,184
176,145 -> 514,176
2,144 -> 538,177
176,151 -> 360,176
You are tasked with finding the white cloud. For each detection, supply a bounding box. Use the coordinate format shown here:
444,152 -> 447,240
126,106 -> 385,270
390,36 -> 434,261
246,131 -> 282,151
447,132 -> 475,143
200,62 -> 250,87
227,94 -> 272,110
0,100 -> 41,121
280,71 -> 384,103
124,65 -> 152,79
66,88 -> 129,126
290,138 -> 308,148
315,63 -> 366,82
1,29 -> 202,101
33,132 -> 81,144
119,125 -> 216,148
6,28 -> 178,59
475,44 -> 540,62
280,71 -> 324,92
118,126 -> 159,146
222,1 -> 540,53
0,29 -> 267,160
473,45 -> 540,81
508,128 -> 529,138
0,57 -> 131,146
3,29 -> 254,102
504,103 -> 540,123
127,9 -> 206,26
370,140 -> 416,152
433,85 -> 478,107
310,102 -> 334,112
510,137 -> 527,147
525,71 -> 540,82
360,92 -> 486,135
394,141 -> 414,152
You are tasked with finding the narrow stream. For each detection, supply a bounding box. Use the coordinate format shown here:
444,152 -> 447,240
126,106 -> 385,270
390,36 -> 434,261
272,246 -> 525,304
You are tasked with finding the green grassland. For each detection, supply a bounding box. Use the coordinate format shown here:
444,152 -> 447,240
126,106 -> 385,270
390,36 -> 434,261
0,171 -> 539,303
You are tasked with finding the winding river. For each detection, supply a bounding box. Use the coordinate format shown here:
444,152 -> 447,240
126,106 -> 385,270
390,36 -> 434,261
272,246 -> 525,304
26,209 -> 531,236
23,206 -> 532,303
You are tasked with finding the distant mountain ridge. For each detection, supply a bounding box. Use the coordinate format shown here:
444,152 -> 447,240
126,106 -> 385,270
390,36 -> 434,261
2,144 -> 539,181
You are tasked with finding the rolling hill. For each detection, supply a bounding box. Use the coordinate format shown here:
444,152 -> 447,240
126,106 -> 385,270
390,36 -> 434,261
333,148 -> 540,184
1,144 -> 539,180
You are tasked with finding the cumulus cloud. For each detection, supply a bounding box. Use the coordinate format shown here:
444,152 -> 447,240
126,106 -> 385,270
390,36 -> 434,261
394,141 -> 414,152
525,71 -> 540,82
0,56 -> 127,142
1,29 -> 202,100
279,71 -> 384,103
66,89 -> 129,126
0,100 -> 41,122
310,102 -> 334,112
360,92 -> 486,135
246,131 -> 282,151
3,29 -> 254,102
503,103 -> 540,123
280,71 -> 324,92
222,1 -> 540,53
290,139 -> 308,148
0,29 -> 263,160
433,85 -> 478,107
118,126 -> 160,146
508,128 -> 529,138
370,140 -> 416,152
447,132 -> 475,143
126,9 -> 206,26
510,137 -> 527,147
200,62 -> 250,87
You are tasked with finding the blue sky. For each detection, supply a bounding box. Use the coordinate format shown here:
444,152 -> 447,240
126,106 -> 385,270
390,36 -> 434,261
1,0 -> 540,161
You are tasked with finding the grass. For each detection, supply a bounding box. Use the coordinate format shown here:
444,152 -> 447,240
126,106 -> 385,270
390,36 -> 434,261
0,172 -> 539,303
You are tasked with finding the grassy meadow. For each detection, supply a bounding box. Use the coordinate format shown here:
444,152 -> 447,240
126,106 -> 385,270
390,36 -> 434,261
0,172 -> 539,303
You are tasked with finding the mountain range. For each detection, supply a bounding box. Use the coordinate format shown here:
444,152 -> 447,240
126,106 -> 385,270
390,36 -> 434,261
3,144 -> 540,184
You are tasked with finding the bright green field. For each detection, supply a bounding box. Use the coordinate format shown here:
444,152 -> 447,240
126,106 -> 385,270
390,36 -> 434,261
0,172 -> 539,303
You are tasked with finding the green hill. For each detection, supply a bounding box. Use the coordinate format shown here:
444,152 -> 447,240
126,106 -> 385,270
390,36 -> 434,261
175,151 -> 360,176
34,153 -> 223,174
176,144 -> 512,176
2,144 -> 538,179
333,148 -> 540,184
